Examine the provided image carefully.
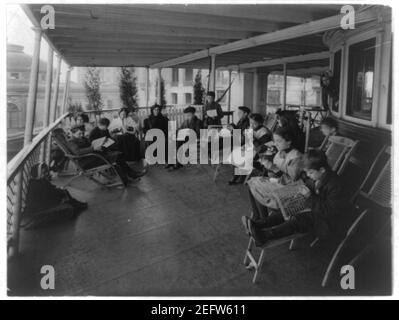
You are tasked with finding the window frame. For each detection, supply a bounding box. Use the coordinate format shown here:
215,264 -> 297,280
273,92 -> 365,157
341,31 -> 381,127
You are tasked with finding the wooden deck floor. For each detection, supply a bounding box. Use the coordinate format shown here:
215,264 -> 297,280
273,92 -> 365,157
7,164 -> 390,296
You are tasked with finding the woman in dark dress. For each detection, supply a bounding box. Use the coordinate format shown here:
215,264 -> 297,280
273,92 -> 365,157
143,104 -> 169,165
109,108 -> 143,162
276,110 -> 305,153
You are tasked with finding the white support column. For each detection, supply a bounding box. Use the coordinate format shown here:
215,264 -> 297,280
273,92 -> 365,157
146,67 -> 150,108
50,55 -> 62,122
61,66 -> 72,115
252,69 -> 259,113
282,63 -> 287,110
157,68 -> 162,105
264,72 -> 269,114
227,70 -> 232,112
23,27 -> 42,145
11,27 -> 41,257
40,46 -> 54,164
209,54 -> 216,92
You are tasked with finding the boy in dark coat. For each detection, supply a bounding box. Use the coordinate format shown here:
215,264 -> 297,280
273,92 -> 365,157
242,149 -> 346,246
203,91 -> 224,127
179,106 -> 203,137
170,106 -> 203,170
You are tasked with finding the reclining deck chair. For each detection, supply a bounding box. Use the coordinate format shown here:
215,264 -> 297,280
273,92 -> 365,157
52,129 -> 125,188
244,135 -> 359,283
264,113 -> 278,132
321,145 -> 391,287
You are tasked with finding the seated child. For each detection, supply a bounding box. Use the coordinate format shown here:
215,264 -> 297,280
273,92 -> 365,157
168,106 -> 203,170
23,163 -> 88,227
63,125 -> 140,185
242,149 -> 346,246
319,117 -> 339,151
89,117 -> 112,142
229,113 -> 272,185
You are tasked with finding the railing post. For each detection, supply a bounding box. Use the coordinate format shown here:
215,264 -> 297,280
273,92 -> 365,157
61,66 -> 72,114
10,27 -> 41,257
227,70 -> 232,112
40,46 -> 54,164
209,54 -> 216,92
157,68 -> 162,105
252,69 -> 259,114
50,55 -> 62,122
46,55 -> 62,165
282,63 -> 287,110
23,27 -> 42,145
146,67 -> 150,108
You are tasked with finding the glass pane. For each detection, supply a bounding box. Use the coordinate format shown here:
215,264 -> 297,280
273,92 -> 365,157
332,50 -> 341,112
346,38 -> 376,120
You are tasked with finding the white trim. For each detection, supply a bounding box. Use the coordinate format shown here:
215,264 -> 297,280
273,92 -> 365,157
330,46 -> 343,118
150,8 -> 378,68
341,31 -> 379,127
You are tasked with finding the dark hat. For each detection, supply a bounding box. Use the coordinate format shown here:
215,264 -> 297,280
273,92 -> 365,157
183,106 -> 196,114
70,124 -> 85,133
238,106 -> 250,114
206,91 -> 215,98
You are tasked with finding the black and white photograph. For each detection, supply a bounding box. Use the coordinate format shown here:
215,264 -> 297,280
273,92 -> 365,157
2,0 -> 395,302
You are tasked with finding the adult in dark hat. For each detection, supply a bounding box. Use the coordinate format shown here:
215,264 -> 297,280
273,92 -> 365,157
143,104 -> 170,166
181,106 -> 202,137
169,106 -> 203,171
228,106 -> 251,132
203,91 -> 223,127
227,106 -> 251,185
70,124 -> 86,134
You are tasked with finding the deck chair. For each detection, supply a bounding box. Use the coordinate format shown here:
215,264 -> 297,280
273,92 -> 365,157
52,130 -> 125,188
244,185 -> 311,283
264,113 -> 278,132
243,136 -> 359,283
321,145 -> 391,287
325,136 -> 358,175
206,125 -> 233,181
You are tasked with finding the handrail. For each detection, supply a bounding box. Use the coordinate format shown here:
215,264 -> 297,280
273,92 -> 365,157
7,112 -> 70,182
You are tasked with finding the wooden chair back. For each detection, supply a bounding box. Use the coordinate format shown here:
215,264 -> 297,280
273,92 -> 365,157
325,136 -> 359,176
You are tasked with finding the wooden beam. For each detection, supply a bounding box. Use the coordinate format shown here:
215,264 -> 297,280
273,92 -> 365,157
234,51 -> 330,69
47,14 -> 252,39
129,4 -> 339,24
32,4 -> 285,33
282,63 -> 287,110
150,7 -> 378,68
51,35 -> 227,46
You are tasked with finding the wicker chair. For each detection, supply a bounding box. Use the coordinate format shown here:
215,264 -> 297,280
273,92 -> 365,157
52,130 -> 125,188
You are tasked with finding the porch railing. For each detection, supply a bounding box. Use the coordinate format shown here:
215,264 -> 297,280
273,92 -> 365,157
7,113 -> 69,257
7,105 -> 204,257
66,105 -> 204,129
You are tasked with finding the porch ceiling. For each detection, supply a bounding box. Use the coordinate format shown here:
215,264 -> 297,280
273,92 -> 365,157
24,3 -> 365,68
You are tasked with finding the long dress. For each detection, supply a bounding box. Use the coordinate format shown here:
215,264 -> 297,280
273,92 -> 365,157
247,148 -> 305,210
109,117 -> 142,162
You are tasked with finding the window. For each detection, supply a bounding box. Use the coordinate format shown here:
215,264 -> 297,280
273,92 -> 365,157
10,72 -> 19,80
171,93 -> 178,104
216,71 -> 228,84
184,69 -> 193,84
172,68 -> 179,85
387,44 -> 392,125
346,38 -> 376,120
107,99 -> 113,108
267,90 -> 281,105
332,50 -> 341,112
216,90 -> 226,103
185,93 -> 192,104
